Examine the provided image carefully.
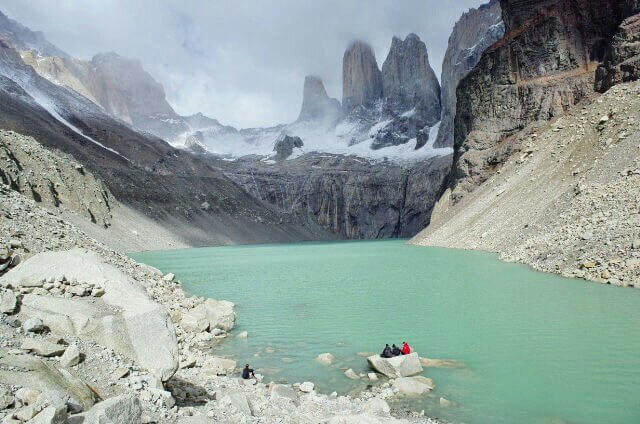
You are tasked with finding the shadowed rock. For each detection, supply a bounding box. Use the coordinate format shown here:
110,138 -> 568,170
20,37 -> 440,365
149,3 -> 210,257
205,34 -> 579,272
381,33 -> 441,125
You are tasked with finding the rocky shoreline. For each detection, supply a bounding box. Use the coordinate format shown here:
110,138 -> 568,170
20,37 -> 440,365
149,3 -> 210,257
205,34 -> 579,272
0,186 -> 443,423
412,81 -> 640,288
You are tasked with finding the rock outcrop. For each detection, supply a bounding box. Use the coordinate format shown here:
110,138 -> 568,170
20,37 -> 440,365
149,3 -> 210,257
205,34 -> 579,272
297,76 -> 342,125
434,0 -> 504,148
342,41 -> 383,112
449,0 -> 640,199
219,153 -> 452,239
381,34 -> 441,126
367,353 -> 423,378
273,134 -> 304,161
596,12 -> 640,92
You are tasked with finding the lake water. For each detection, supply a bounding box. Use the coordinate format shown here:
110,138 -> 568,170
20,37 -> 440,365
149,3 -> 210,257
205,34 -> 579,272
131,240 -> 640,424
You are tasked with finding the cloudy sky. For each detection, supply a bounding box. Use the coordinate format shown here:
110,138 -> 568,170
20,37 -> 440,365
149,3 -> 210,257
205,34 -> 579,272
0,0 -> 487,128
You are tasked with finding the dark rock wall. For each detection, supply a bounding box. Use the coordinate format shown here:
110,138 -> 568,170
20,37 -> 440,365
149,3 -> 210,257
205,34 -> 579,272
435,0 -> 504,148
449,0 -> 640,199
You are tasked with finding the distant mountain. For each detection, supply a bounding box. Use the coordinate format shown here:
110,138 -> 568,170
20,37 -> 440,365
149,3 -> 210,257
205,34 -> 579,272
0,37 -> 329,245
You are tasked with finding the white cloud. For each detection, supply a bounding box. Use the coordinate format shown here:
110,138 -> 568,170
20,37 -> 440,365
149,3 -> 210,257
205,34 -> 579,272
0,0 -> 488,128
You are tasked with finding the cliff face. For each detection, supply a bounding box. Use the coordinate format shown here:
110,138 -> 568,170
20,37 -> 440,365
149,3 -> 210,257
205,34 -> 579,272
435,0 -> 504,148
450,0 -> 640,198
381,34 -> 441,126
296,75 -> 342,125
342,41 -> 383,112
220,153 -> 452,239
596,12 -> 640,91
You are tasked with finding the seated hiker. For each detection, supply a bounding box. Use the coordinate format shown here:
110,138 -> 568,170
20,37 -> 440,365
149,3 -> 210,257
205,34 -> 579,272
402,341 -> 412,355
381,344 -> 392,358
391,344 -> 402,357
242,364 -> 255,379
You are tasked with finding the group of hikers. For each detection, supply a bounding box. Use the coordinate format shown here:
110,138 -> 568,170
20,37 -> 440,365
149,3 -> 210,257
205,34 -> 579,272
381,341 -> 412,358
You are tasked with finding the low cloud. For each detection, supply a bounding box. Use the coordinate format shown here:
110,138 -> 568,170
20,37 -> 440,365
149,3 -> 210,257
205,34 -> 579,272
0,0 -> 487,128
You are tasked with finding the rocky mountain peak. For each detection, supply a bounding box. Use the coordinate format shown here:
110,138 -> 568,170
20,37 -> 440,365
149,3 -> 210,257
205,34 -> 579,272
342,40 -> 383,112
381,33 -> 441,125
434,0 -> 504,148
0,10 -> 68,58
297,75 -> 341,124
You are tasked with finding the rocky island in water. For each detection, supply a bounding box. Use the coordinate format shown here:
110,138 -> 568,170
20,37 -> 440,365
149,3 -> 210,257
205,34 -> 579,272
1,0 -> 639,423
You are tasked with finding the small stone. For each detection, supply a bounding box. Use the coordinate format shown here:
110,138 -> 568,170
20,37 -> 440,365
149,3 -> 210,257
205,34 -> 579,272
299,382 -> 314,393
162,273 -> 175,282
316,352 -> 335,365
0,290 -> 18,314
21,339 -> 66,357
23,317 -> 45,333
91,288 -> 105,297
368,372 -> 379,381
59,344 -> 81,367
235,331 -> 248,339
440,397 -> 452,407
15,388 -> 41,406
344,369 -> 359,380
113,367 -> 130,379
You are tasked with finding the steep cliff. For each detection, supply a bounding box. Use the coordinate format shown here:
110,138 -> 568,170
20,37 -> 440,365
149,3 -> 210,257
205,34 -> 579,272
342,41 -> 383,112
219,153 -> 452,239
296,75 -> 342,125
381,34 -> 441,126
435,0 -> 504,148
596,12 -> 640,91
449,0 -> 640,199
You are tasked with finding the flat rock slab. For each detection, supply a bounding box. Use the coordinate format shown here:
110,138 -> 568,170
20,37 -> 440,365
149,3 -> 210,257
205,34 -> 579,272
2,248 -> 178,381
21,339 -> 66,357
392,376 -> 435,396
0,352 -> 97,410
367,352 -> 423,378
68,393 -> 141,424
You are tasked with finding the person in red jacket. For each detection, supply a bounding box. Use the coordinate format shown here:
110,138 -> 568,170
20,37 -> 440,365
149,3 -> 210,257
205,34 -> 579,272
402,341 -> 411,355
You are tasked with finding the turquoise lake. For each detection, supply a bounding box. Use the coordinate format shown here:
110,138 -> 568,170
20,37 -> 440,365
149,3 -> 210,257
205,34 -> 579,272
131,240 -> 640,424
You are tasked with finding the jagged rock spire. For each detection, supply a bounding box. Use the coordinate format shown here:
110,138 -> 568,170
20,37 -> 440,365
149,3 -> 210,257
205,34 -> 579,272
342,41 -> 383,112
381,33 -> 441,125
297,75 -> 341,123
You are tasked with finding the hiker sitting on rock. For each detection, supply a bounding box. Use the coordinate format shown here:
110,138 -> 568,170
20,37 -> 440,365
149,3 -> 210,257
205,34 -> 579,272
402,341 -> 412,355
242,364 -> 255,379
381,344 -> 393,358
391,344 -> 402,357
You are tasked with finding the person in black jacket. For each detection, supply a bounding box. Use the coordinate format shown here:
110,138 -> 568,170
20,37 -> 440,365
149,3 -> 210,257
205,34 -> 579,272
242,364 -> 255,379
381,344 -> 393,358
391,344 -> 402,357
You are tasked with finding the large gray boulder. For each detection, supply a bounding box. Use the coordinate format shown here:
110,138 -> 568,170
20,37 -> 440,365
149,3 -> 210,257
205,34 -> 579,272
1,249 -> 179,381
67,393 -> 142,424
182,298 -> 236,333
367,353 -> 423,378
